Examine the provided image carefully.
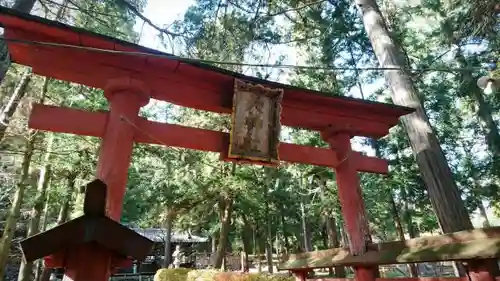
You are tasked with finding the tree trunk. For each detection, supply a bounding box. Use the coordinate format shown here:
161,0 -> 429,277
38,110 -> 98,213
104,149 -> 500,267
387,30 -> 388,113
212,231 -> 218,253
57,173 -> 78,224
241,214 -> 251,272
0,133 -> 36,278
38,268 -> 51,281
0,69 -> 32,142
18,134 -> 53,281
39,172 -> 77,281
257,231 -> 265,273
355,0 -> 473,233
280,214 -> 289,255
453,40 -> 500,172
339,219 -> 349,248
300,201 -> 312,252
469,78 -> 500,161
213,197 -> 233,269
264,181 -> 273,273
265,242 -> 273,273
34,193 -> 51,281
355,3 -> 478,275
255,227 -> 262,272
478,201 -> 491,228
163,212 -> 174,268
390,192 -> 418,277
325,216 -> 346,277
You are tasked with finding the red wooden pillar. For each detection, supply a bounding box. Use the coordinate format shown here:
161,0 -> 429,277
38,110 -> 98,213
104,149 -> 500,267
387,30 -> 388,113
466,260 -> 497,281
291,270 -> 309,281
322,131 -> 376,281
62,78 -> 149,281
96,77 -> 150,220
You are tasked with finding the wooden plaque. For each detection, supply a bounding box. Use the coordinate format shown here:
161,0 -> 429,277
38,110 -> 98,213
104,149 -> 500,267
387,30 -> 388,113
228,79 -> 284,165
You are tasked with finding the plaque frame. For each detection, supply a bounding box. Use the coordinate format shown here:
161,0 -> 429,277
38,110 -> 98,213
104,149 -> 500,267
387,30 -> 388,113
228,79 -> 284,165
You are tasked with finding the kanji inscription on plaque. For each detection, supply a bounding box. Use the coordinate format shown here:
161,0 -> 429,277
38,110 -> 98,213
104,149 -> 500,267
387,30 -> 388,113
228,79 -> 284,164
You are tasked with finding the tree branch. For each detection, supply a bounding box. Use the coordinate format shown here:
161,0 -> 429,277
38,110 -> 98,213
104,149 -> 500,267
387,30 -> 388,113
116,0 -> 185,39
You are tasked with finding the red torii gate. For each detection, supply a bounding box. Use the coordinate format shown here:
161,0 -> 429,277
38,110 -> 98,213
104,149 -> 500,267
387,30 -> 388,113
0,7 -> 413,281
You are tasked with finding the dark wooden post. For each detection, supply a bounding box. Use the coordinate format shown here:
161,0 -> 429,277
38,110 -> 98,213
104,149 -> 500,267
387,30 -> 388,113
20,181 -> 154,281
322,130 -> 376,281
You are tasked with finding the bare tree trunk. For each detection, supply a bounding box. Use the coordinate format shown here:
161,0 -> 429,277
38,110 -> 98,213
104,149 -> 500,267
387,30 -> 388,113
390,192 -> 418,277
254,226 -> 262,273
339,220 -> 349,248
478,201 -> 491,227
39,268 -> 51,281
265,242 -> 273,273
0,69 -> 32,141
452,36 -> 500,172
211,231 -> 218,253
39,170 -> 77,281
241,214 -> 251,272
34,193 -> 51,281
280,214 -> 289,255
257,231 -> 263,272
57,173 -> 77,224
213,197 -> 233,269
469,76 -> 500,160
264,174 -> 274,273
354,0 -> 473,233
300,200 -> 312,252
163,212 -> 174,268
0,133 -> 36,278
18,133 -> 53,281
325,216 -> 346,277
355,1 -> 480,276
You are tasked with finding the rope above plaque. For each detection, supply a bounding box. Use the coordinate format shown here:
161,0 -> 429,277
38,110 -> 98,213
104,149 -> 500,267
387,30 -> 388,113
227,79 -> 284,166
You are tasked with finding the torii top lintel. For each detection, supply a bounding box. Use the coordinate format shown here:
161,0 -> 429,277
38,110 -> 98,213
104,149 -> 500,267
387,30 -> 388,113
0,7 -> 413,138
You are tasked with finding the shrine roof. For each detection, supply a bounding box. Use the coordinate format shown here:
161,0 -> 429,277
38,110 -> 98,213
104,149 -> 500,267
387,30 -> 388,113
131,228 -> 208,243
0,7 -> 414,138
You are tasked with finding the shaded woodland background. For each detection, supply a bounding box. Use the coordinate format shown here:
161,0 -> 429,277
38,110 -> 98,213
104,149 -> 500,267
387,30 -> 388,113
0,0 -> 499,280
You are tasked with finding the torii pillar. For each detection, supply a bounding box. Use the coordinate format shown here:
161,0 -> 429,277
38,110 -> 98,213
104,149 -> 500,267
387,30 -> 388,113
322,128 -> 377,281
95,78 -> 150,221
63,78 -> 150,281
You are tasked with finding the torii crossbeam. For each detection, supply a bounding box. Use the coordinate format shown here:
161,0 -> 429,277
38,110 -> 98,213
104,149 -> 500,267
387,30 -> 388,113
0,6 -> 413,281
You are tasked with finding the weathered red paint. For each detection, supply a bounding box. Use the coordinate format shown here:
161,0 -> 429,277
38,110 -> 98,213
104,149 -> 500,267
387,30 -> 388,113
43,252 -> 65,268
28,103 -> 389,174
61,244 -> 111,281
97,78 -> 149,220
467,261 -> 497,281
323,131 -> 376,281
292,270 -> 310,281
58,79 -> 149,281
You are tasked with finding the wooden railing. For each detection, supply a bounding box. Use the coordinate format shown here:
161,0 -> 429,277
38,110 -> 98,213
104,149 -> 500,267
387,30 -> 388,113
279,227 -> 500,281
